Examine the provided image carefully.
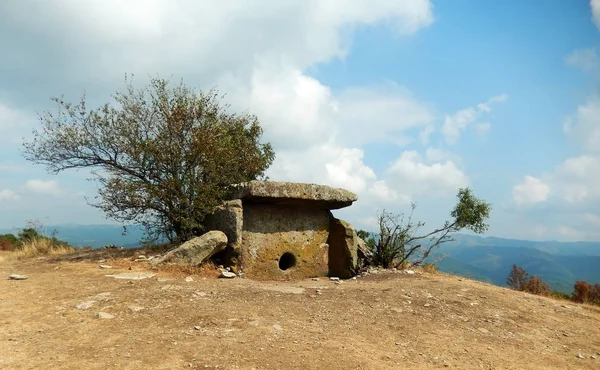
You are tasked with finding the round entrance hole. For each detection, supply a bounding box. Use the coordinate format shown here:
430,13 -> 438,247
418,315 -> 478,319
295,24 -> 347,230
278,252 -> 297,271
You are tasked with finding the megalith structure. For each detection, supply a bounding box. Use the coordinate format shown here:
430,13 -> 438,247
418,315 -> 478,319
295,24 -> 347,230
206,181 -> 363,280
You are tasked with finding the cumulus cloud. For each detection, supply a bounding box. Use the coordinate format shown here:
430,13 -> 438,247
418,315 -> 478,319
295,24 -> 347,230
0,189 -> 19,201
592,0 -> 600,30
0,0 -> 472,232
512,176 -> 550,205
441,94 -> 507,144
563,96 -> 600,153
24,179 -> 60,196
565,48 -> 600,75
386,150 -> 469,195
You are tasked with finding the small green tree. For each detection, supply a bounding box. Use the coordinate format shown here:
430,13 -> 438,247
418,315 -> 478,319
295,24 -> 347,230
23,76 -> 275,243
372,187 -> 491,268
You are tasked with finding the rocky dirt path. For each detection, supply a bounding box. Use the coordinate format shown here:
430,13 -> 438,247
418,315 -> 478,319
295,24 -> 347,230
1,255 -> 599,369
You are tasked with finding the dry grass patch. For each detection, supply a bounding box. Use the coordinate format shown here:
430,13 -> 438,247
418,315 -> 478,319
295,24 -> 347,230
12,237 -> 76,260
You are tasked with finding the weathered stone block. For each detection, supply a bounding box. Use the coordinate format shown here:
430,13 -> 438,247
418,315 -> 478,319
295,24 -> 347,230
240,204 -> 330,279
152,230 -> 228,266
327,218 -> 359,278
232,181 -> 358,209
204,199 -> 243,251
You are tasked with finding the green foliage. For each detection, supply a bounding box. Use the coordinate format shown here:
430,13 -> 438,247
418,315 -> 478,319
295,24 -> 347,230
372,187 -> 491,269
356,230 -> 376,249
22,76 -> 275,243
18,227 -> 41,241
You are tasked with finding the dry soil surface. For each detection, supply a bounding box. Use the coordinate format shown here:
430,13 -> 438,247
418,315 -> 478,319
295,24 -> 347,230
1,252 -> 599,370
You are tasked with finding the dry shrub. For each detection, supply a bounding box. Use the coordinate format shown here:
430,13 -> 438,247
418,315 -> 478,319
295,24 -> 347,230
421,263 -> 438,274
573,280 -> 592,303
13,237 -> 75,259
524,275 -> 550,296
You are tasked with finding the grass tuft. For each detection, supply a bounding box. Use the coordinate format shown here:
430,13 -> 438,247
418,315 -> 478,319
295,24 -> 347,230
13,237 -> 76,259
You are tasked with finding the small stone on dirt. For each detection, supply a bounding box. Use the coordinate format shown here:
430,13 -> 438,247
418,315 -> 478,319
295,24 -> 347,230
106,272 -> 156,280
329,277 -> 340,281
272,324 -> 283,331
98,259 -> 107,263
193,325 -> 201,330
424,303 -> 432,307
128,305 -> 145,312
8,274 -> 28,280
92,292 -> 112,301
157,277 -> 176,282
405,270 -> 415,275
97,312 -> 115,319
76,301 -> 96,310
185,276 -> 194,282
477,327 -> 489,333
219,271 -> 236,279
99,265 -> 112,269
577,353 -> 585,359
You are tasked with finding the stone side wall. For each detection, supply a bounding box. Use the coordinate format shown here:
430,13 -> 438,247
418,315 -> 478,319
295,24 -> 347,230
240,204 -> 330,280
203,199 -> 243,252
327,218 -> 359,279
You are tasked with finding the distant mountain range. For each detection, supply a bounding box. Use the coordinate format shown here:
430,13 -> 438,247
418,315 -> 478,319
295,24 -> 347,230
430,234 -> 600,293
1,224 -> 598,293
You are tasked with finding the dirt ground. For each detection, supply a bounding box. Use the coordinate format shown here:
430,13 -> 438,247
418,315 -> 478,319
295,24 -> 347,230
1,251 -> 599,370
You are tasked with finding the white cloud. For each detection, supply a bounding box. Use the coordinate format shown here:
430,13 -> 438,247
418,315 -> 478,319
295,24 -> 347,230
474,122 -> 491,137
563,96 -> 600,153
0,103 -> 36,144
24,179 -> 60,196
0,0 -> 440,228
512,176 -> 550,205
0,189 -> 19,201
592,0 -> 600,30
418,124 -> 435,145
386,150 -> 468,195
368,180 -> 409,203
441,94 -> 507,144
583,212 -> 600,227
565,48 -> 600,75
554,155 -> 600,203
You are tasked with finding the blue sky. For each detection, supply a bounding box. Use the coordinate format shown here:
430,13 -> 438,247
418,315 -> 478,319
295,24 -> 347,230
1,0 -> 599,241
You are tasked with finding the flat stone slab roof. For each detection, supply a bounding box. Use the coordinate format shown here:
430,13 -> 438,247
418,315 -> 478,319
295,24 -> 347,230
232,181 -> 358,210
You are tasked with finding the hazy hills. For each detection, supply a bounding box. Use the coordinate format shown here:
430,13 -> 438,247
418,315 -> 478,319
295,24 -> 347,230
432,234 -> 600,293
1,224 -> 598,292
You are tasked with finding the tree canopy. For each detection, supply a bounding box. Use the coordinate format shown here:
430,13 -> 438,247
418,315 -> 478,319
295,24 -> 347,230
23,77 -> 275,243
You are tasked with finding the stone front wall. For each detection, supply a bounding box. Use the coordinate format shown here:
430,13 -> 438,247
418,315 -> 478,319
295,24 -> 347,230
241,204 -> 330,280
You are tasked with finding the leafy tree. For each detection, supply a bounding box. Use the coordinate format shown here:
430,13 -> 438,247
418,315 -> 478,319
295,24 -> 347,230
23,76 -> 275,243
372,187 -> 491,268
507,264 -> 529,291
